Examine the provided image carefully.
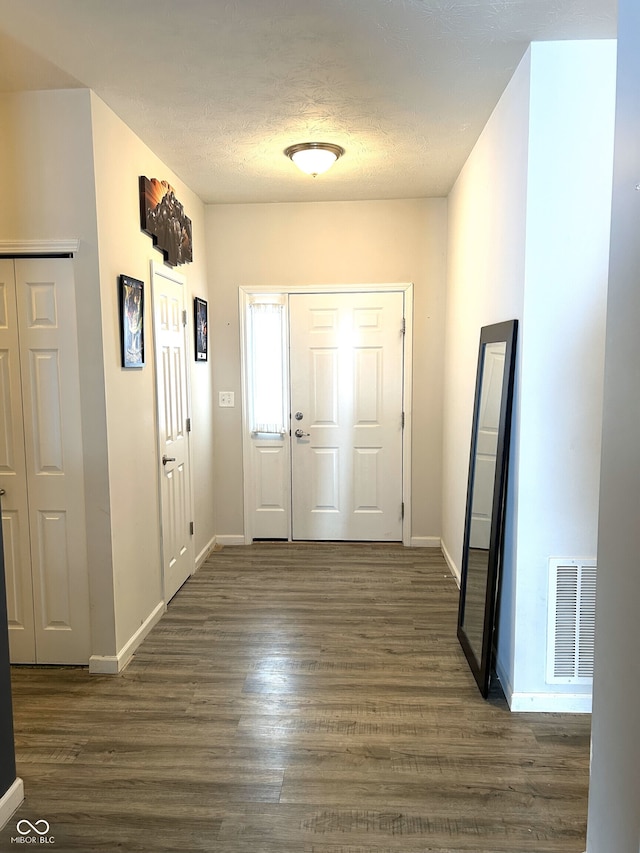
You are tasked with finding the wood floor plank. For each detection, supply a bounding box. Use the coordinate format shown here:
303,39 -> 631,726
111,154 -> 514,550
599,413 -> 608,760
0,543 -> 591,852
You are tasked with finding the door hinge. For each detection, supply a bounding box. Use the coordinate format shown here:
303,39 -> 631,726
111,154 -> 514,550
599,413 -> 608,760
189,521 -> 194,535
401,317 -> 406,335
401,412 -> 405,429
182,309 -> 188,326
401,502 -> 405,520
186,417 -> 191,432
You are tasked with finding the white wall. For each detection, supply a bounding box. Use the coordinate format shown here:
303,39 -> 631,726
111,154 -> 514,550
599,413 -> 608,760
0,89 -> 115,654
587,2 -> 640,847
0,88 -> 216,663
205,198 -> 448,542
442,50 -> 530,581
512,40 -> 616,708
443,41 -> 616,712
90,93 -> 213,654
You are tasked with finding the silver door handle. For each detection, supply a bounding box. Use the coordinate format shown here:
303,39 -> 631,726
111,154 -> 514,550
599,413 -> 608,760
294,429 -> 310,438
0,488 -> 5,496
162,455 -> 176,465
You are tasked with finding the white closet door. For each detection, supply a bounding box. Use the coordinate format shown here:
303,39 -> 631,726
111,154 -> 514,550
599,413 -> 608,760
10,259 -> 90,664
0,260 -> 36,662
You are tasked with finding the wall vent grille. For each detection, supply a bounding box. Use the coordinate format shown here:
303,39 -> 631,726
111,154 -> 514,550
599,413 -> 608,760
546,558 -> 597,684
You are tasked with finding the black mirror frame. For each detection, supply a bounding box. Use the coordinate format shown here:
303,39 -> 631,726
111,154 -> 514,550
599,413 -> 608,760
457,319 -> 518,698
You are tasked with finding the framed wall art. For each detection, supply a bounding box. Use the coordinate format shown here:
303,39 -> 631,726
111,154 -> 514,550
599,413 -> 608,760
119,275 -> 144,368
194,297 -> 208,361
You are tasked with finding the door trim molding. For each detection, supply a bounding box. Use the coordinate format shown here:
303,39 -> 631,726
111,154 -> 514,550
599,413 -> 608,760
0,239 -> 80,255
239,283 -> 414,546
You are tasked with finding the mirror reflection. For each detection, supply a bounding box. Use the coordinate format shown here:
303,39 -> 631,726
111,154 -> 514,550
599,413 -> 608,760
461,341 -> 506,665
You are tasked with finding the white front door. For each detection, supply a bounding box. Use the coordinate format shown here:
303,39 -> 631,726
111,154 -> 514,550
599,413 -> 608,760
151,263 -> 194,601
0,258 -> 90,664
289,291 -> 404,541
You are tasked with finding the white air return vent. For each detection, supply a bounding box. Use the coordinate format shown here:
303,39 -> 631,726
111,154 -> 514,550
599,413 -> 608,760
546,558 -> 597,684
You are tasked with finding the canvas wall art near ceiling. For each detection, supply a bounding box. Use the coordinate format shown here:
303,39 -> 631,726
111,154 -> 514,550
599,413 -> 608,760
139,176 -> 193,267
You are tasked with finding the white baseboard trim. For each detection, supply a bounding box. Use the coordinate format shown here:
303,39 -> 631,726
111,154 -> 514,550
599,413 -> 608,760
410,536 -> 441,548
214,535 -> 246,547
195,534 -> 217,569
496,657 -> 515,707
496,659 -> 592,713
89,601 -> 166,674
440,539 -> 460,585
507,691 -> 592,714
0,778 -> 24,830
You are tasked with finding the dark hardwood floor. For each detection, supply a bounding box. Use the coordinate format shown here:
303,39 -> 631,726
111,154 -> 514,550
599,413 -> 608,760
1,543 -> 591,852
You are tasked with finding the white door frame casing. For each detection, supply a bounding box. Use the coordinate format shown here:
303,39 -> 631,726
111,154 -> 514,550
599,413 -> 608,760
239,283 -> 414,546
150,261 -> 196,601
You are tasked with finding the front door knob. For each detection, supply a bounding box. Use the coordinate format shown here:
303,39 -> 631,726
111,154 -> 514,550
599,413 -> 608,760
294,429 -> 310,438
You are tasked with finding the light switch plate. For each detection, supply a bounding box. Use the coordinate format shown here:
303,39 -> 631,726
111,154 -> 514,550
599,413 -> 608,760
219,391 -> 235,407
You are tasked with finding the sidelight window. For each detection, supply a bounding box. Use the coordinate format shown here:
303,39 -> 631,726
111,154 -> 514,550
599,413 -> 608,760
247,298 -> 287,435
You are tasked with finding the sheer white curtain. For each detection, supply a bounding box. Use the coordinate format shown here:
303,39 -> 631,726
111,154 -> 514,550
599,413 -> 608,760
248,301 -> 286,434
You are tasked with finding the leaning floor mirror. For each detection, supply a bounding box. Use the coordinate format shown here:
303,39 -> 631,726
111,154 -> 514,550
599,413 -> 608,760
457,319 -> 518,698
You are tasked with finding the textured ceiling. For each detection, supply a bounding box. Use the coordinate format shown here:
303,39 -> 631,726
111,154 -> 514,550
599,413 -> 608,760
0,0 -> 616,204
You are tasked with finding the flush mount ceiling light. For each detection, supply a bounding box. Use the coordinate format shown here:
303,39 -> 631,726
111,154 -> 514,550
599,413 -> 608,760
284,142 -> 345,177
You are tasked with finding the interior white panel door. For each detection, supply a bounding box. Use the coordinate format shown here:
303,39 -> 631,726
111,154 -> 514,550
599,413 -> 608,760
152,265 -> 194,601
0,260 -> 36,662
14,258 -> 90,664
290,291 -> 404,541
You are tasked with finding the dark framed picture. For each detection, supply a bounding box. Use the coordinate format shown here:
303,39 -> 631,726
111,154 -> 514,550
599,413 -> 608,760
194,297 -> 208,361
119,275 -> 144,368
